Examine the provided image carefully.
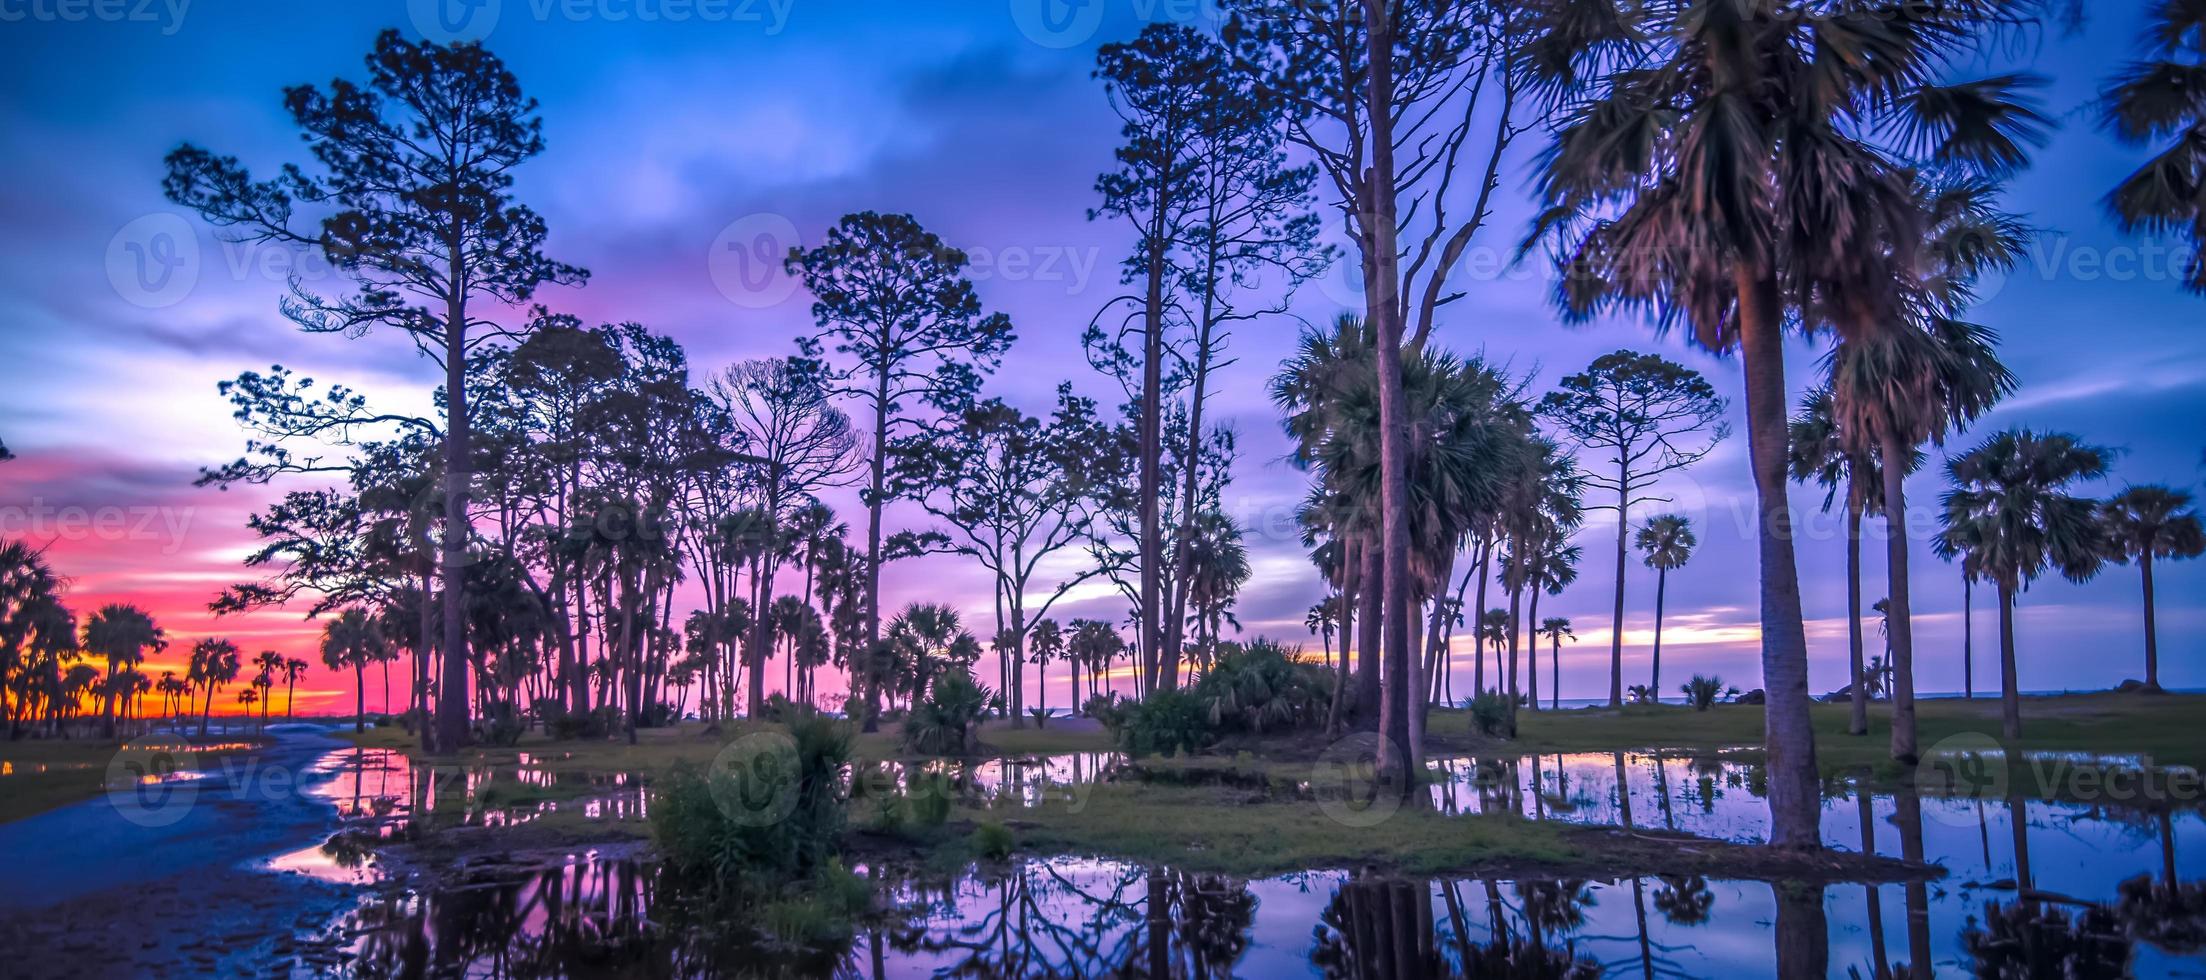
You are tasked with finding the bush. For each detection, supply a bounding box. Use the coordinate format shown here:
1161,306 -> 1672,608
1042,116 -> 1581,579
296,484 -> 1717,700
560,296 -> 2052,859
1117,687 -> 1215,758
545,705 -> 620,740
756,858 -> 872,947
1464,691 -> 1513,737
902,670 -> 993,756
1027,706 -> 1050,729
477,701 -> 526,747
1680,675 -> 1739,712
1192,638 -> 1332,734
1084,693 -> 1129,733
970,821 -> 1015,860
655,714 -> 853,883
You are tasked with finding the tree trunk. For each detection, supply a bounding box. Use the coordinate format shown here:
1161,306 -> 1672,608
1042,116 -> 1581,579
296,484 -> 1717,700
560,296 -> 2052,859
354,662 -> 366,735
1880,427 -> 1919,765
1526,579 -> 1543,712
1962,576 -> 1974,700
1139,233 -> 1167,694
1357,535 -> 1384,727
1551,635 -> 1561,711
1365,0 -> 1418,786
1650,566 -> 1667,706
1609,479 -> 1629,707
1325,538 -> 1358,737
436,289 -> 471,754
1471,535 -> 1490,695
1998,583 -> 2021,742
1846,493 -> 1868,735
862,376 -> 890,732
1736,267 -> 1822,851
2142,554 -> 2161,691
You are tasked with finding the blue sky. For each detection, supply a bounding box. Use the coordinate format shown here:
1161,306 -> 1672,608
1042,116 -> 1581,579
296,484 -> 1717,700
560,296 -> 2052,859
0,1 -> 2200,709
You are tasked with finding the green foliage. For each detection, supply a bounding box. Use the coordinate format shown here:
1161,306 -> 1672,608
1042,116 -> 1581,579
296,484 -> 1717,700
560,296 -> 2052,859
653,714 -> 854,884
1191,638 -> 1332,734
1084,692 -> 1130,733
1626,684 -> 1657,706
1680,675 -> 1738,712
1465,691 -> 1513,737
902,669 -> 993,756
1117,687 -> 1215,758
969,821 -> 1015,860
1027,706 -> 1050,728
756,858 -> 873,948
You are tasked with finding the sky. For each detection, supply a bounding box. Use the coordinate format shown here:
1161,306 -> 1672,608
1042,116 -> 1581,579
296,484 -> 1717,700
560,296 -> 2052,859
0,1 -> 2201,717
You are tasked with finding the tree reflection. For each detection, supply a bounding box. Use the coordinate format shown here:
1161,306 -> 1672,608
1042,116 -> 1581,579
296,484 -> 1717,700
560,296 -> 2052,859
1312,877 -> 1597,979
1652,875 -> 1714,926
1961,899 -> 2131,977
895,862 -> 1255,977
2116,873 -> 2206,955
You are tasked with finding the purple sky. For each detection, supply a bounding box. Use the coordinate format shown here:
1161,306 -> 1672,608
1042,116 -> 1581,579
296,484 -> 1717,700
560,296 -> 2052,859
1,1 -> 2201,712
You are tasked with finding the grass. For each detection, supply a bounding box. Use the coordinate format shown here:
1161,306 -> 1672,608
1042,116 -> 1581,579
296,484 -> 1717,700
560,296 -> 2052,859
1499,691 -> 2206,772
0,733 -> 264,824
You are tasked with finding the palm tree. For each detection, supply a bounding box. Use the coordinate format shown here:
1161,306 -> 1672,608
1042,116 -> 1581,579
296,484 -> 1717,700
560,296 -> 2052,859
1539,617 -> 1575,711
1476,608 -> 1509,696
1790,388 -> 1885,735
251,650 -> 284,729
2099,486 -> 2205,691
1066,619 -> 1126,710
2104,0 -> 2206,293
1632,516 -> 1695,707
1182,510 -> 1251,658
1938,430 -> 2112,740
282,657 -> 309,719
321,609 -> 387,734
1535,0 -> 2043,849
1830,281 -> 2019,764
1028,618 -> 1063,719
1305,598 -> 1339,672
80,604 -> 164,738
886,603 -> 977,710
187,638 -> 241,738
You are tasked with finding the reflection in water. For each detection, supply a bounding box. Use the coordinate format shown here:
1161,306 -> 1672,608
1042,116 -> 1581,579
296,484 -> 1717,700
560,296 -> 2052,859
303,743 -> 2206,976
342,840 -> 2206,978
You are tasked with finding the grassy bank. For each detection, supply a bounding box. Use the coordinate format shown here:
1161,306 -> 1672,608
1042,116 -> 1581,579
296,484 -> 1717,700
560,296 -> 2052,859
1498,691 -> 2206,773
0,735 -> 264,824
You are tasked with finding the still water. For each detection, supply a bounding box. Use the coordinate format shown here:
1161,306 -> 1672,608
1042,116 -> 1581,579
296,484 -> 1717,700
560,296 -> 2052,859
296,747 -> 2206,977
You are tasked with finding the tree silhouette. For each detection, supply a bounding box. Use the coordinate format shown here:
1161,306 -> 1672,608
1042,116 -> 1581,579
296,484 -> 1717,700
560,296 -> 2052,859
1632,516 -> 1695,706
787,211 -> 1013,730
164,31 -> 588,753
1538,351 -> 1726,708
2099,485 -> 2205,691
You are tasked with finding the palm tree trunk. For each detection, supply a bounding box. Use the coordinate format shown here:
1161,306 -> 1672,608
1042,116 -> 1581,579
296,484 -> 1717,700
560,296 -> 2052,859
1551,635 -> 1561,711
1364,0 -> 1417,786
1880,428 -> 1920,765
1357,538 -> 1383,726
1998,583 -> 2021,742
1325,538 -> 1358,737
1737,268 -> 1822,851
1650,566 -> 1668,705
2142,554 -> 2161,691
1847,495 -> 1869,735
1471,535 -> 1490,695
1525,582 -> 1542,712
1961,576 -> 1975,700
355,662 -> 367,734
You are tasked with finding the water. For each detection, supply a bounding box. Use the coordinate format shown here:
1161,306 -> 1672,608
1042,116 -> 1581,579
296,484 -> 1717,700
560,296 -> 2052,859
304,745 -> 2206,977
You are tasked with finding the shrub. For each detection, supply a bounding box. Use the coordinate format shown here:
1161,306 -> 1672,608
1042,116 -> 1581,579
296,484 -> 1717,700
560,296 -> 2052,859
1084,693 -> 1130,733
902,670 -> 993,756
1027,706 -> 1050,729
1680,675 -> 1739,712
655,713 -> 853,883
545,705 -> 619,740
1626,684 -> 1658,706
477,701 -> 526,747
970,821 -> 1014,860
1192,638 -> 1332,734
1464,691 -> 1513,737
1117,687 -> 1214,757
